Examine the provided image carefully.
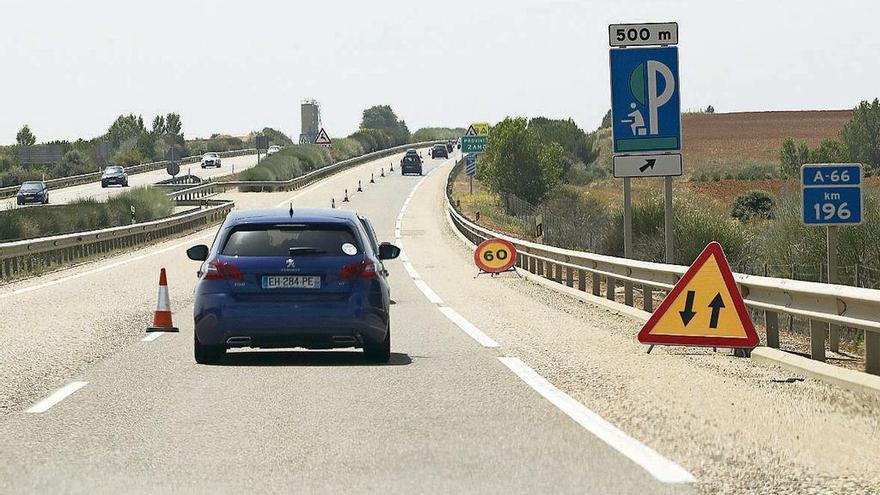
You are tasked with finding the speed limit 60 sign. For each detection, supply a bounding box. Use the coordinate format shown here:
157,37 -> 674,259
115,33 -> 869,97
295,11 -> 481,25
474,238 -> 517,273
801,164 -> 863,226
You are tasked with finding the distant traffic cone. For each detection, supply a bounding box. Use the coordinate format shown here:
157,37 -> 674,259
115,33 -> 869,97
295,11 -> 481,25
147,268 -> 179,332
357,180 -> 363,192
370,173 -> 375,183
331,197 -> 336,208
380,167 -> 385,177
343,189 -> 350,202
390,161 -> 394,172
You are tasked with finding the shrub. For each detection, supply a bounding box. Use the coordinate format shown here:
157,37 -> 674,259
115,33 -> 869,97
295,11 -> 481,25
736,164 -> 778,180
731,190 -> 776,222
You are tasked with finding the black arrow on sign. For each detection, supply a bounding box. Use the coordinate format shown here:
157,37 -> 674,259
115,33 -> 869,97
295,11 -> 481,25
708,293 -> 725,329
679,290 -> 696,326
639,159 -> 657,173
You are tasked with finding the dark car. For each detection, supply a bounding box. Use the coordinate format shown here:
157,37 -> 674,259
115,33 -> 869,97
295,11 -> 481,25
101,166 -> 128,188
186,208 -> 401,364
430,144 -> 448,159
401,152 -> 423,175
16,181 -> 49,205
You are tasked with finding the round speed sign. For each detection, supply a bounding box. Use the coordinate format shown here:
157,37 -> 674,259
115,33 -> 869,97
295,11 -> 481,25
474,238 -> 517,273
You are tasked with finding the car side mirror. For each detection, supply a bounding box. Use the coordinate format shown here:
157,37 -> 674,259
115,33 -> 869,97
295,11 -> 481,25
187,244 -> 209,261
378,242 -> 400,260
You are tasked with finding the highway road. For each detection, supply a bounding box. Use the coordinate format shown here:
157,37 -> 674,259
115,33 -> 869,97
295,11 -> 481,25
1,149 -> 879,494
0,153 -> 259,210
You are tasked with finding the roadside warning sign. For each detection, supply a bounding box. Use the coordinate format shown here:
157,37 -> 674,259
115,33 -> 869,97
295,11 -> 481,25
314,128 -> 332,147
474,238 -> 517,274
638,242 -> 758,348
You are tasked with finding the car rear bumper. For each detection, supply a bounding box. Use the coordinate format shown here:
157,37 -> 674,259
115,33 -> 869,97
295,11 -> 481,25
401,165 -> 422,174
17,196 -> 43,204
194,293 -> 388,349
102,177 -> 126,184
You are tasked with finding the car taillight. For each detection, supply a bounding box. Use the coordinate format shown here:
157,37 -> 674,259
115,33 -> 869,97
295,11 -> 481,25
204,260 -> 243,280
340,260 -> 377,280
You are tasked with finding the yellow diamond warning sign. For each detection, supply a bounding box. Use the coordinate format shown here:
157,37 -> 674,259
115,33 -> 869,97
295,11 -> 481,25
638,242 -> 758,348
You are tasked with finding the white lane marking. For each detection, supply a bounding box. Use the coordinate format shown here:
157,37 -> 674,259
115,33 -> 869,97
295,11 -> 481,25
0,156 -> 387,300
25,381 -> 89,414
402,261 -> 420,279
497,357 -> 696,484
439,306 -> 500,348
400,250 -> 409,262
141,332 -> 164,342
394,228 -> 401,239
413,279 -> 443,304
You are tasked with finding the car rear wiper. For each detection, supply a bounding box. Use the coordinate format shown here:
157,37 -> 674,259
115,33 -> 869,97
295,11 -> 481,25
288,247 -> 327,255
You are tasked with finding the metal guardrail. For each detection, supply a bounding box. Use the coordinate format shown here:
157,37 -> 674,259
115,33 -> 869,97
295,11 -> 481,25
445,158 -> 880,376
0,149 -> 257,199
0,142 -> 441,281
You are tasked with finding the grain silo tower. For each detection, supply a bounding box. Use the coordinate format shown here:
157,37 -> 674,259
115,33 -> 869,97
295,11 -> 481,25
299,99 -> 321,144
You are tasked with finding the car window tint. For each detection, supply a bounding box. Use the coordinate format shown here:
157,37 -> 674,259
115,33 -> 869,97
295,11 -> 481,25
221,224 -> 360,257
403,156 -> 418,164
359,218 -> 380,253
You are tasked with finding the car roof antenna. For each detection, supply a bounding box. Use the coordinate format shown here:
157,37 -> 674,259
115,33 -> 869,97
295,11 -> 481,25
288,202 -> 294,217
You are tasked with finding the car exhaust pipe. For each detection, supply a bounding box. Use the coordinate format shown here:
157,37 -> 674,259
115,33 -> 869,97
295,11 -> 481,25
226,336 -> 252,345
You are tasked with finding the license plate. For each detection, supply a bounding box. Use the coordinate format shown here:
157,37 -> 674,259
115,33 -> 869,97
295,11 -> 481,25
261,275 -> 321,289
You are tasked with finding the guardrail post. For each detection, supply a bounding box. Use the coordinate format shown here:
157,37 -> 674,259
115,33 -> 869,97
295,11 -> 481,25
578,269 -> 586,291
606,277 -> 615,301
528,256 -> 535,273
592,272 -> 601,296
765,311 -> 780,348
866,331 -> 880,375
537,259 -> 544,276
624,282 -> 633,306
643,286 -> 653,312
554,263 -> 562,284
809,319 -> 827,361
566,267 -> 573,288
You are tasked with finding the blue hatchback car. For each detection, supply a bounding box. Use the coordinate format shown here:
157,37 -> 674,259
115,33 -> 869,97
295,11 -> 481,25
186,208 -> 400,364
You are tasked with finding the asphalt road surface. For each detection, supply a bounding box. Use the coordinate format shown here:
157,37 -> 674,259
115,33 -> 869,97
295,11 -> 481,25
0,153 -> 258,210
3,149 -> 878,493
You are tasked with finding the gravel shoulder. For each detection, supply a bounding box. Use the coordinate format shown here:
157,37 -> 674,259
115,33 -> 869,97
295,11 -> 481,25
404,161 -> 880,495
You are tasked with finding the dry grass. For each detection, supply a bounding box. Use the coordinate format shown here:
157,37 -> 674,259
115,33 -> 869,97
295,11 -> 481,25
681,110 -> 851,170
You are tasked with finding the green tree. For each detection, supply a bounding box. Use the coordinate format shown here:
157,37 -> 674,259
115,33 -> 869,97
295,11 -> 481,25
705,105 -> 715,113
361,105 -> 399,130
600,109 -> 612,129
840,98 -> 880,172
16,125 -> 36,146
165,113 -> 182,137
811,139 -> 847,163
151,115 -> 166,135
779,137 -> 798,177
107,114 -> 146,148
480,117 -> 563,204
731,190 -> 776,222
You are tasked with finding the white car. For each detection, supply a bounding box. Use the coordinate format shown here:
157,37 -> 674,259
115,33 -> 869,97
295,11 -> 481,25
266,145 -> 282,157
201,152 -> 221,168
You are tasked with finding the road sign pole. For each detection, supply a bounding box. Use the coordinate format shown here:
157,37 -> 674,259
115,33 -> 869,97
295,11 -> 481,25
623,178 -> 634,305
469,176 -> 473,194
827,225 -> 840,352
664,176 -> 674,263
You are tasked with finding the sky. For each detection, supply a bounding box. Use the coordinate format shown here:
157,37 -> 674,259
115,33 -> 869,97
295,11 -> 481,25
2,0 -> 879,144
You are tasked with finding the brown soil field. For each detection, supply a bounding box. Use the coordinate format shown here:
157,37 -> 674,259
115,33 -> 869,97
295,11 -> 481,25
681,110 -> 852,168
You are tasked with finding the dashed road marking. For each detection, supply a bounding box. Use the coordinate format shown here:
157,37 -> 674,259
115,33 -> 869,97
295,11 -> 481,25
497,357 -> 696,484
141,332 -> 165,342
439,307 -> 500,348
25,381 -> 89,414
413,279 -> 443,304
402,261 -> 420,279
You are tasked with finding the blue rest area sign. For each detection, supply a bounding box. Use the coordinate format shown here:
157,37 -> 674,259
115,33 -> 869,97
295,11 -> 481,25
610,46 -> 681,154
801,164 -> 863,226
465,154 -> 477,177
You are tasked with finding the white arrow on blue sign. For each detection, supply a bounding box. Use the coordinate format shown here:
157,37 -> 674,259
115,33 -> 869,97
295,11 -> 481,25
801,164 -> 863,226
610,46 -> 681,154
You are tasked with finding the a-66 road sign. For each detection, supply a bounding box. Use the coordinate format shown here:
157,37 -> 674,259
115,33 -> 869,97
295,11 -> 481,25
801,163 -> 863,226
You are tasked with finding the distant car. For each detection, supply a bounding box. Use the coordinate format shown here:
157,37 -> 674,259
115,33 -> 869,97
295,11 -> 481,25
201,152 -> 221,168
430,144 -> 448,159
401,153 -> 423,175
266,145 -> 282,157
16,181 -> 49,206
186,207 -> 401,364
101,166 -> 128,188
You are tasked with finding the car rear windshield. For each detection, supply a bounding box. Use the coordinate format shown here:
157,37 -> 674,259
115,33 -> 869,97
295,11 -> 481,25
221,223 -> 360,257
20,182 -> 42,191
105,167 -> 123,173
403,156 -> 419,164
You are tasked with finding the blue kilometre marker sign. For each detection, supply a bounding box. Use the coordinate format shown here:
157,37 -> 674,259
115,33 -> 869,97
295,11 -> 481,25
801,164 -> 863,226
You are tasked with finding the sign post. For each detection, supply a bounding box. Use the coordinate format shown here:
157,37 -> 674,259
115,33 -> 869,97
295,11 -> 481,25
609,21 -> 682,300
801,163 -> 863,356
255,135 -> 269,164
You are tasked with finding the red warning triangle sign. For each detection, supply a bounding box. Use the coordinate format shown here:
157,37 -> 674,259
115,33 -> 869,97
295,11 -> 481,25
314,128 -> 332,146
638,242 -> 758,348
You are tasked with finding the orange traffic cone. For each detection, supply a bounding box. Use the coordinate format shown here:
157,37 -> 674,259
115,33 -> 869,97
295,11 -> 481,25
147,268 -> 179,332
